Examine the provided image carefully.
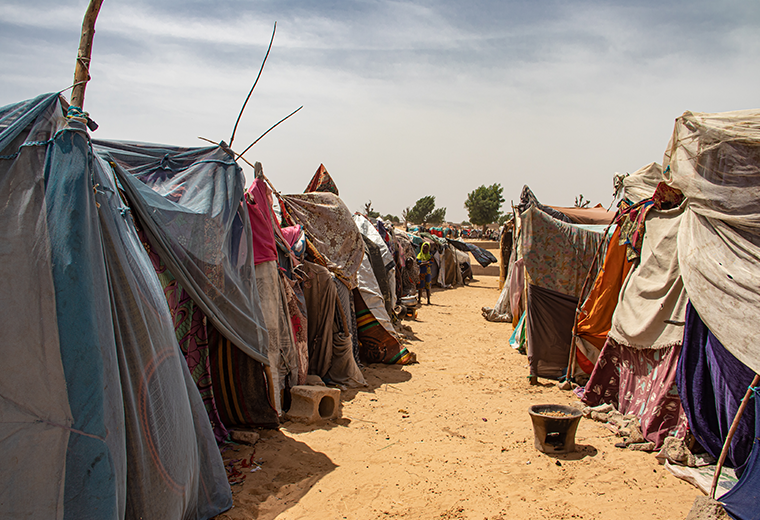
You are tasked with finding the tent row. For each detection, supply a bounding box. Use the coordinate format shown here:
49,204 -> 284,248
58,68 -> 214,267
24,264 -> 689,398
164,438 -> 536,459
0,91 -> 498,519
494,110 -> 760,517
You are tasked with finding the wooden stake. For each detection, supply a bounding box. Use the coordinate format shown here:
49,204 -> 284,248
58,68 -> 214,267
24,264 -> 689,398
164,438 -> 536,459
71,0 -> 104,110
710,373 -> 760,498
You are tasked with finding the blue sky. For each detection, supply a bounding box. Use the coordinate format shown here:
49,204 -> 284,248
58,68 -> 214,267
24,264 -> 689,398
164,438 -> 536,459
2,0 -> 759,222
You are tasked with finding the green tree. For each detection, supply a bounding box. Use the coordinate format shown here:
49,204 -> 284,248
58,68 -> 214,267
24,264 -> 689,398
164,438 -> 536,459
464,183 -> 505,232
382,214 -> 400,224
406,195 -> 446,226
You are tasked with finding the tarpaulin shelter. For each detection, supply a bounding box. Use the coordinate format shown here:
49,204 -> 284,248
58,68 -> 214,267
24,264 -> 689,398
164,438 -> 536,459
0,93 -> 231,519
664,110 -> 760,485
93,139 -> 279,427
570,163 -> 662,382
520,205 -> 613,379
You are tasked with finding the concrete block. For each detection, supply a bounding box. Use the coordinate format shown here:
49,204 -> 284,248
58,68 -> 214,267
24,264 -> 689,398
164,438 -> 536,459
305,375 -> 326,387
230,430 -> 260,445
286,385 -> 341,424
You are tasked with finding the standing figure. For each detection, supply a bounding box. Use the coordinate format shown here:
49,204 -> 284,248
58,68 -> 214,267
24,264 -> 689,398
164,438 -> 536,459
417,242 -> 432,305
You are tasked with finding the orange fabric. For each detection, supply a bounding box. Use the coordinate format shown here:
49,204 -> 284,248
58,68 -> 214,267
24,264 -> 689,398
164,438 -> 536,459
575,227 -> 633,350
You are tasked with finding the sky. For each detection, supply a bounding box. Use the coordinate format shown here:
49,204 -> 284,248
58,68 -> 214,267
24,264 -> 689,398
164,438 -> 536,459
2,0 -> 759,223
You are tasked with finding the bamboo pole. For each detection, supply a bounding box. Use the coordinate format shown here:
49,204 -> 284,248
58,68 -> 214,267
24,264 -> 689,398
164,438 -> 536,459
710,374 -> 760,499
70,0 -> 104,110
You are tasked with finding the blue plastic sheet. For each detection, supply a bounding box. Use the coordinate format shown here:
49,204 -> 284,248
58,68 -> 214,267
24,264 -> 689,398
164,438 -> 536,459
0,93 -> 231,519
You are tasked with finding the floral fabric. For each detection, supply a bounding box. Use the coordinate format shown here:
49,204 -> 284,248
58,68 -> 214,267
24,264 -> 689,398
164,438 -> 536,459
520,206 -> 609,298
304,163 -> 339,195
281,192 -> 364,289
582,336 -> 686,448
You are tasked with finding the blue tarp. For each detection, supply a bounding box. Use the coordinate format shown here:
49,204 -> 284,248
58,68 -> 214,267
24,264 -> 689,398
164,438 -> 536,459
93,139 -> 269,365
0,93 -> 231,519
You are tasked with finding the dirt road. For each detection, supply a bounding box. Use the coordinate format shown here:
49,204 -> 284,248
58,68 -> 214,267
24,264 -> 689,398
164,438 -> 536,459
217,271 -> 698,520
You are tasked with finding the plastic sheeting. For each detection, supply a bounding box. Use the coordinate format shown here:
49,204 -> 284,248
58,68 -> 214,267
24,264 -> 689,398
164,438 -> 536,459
93,140 -> 269,365
0,93 -> 231,519
354,213 -> 394,269
664,109 -> 760,374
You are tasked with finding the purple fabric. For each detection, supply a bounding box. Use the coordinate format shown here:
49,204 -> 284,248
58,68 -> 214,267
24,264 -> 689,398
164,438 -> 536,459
721,388 -> 760,520
677,302 -> 756,476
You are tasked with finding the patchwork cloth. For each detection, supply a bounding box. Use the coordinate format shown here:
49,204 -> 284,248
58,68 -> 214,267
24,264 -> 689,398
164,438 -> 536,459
582,337 -> 686,449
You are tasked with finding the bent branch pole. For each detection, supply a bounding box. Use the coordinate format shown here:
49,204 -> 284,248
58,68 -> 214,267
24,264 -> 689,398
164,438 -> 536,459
71,0 -> 104,110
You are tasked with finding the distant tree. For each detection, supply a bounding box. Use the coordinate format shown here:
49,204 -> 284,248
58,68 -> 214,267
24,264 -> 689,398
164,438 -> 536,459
382,214 -> 400,224
402,207 -> 410,223
574,194 -> 590,208
406,196 -> 446,226
464,183 -> 505,232
461,220 -> 471,227
363,200 -> 380,219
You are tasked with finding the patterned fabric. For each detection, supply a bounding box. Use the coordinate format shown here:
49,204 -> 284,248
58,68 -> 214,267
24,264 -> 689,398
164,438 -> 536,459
141,231 -> 230,443
281,192 -> 364,289
615,182 -> 684,262
418,261 -> 432,290
281,274 -> 308,386
304,163 -> 339,195
520,206 -> 609,298
582,336 -> 686,448
353,289 -> 415,365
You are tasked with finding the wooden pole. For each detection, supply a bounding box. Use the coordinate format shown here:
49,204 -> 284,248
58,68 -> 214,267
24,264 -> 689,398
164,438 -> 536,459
70,0 -> 104,110
710,373 -> 760,498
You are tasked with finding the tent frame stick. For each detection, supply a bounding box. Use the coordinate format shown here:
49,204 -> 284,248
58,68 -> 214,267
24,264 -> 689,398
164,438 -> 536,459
71,0 -> 104,110
710,373 -> 760,498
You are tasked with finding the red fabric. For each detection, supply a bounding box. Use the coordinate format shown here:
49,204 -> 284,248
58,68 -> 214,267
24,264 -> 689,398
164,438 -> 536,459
582,337 -> 685,448
246,179 -> 277,265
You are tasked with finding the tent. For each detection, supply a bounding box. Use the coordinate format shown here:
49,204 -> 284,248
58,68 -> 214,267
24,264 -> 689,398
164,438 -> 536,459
0,93 -> 231,519
569,163 -> 662,383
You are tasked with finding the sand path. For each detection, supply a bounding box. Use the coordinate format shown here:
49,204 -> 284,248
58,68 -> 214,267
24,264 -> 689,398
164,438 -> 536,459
216,264 -> 698,519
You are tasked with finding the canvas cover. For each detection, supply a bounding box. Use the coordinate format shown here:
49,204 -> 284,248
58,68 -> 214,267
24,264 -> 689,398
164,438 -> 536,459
664,109 -> 760,373
622,162 -> 663,204
93,140 -> 269,365
0,93 -> 230,519
607,204 -> 688,349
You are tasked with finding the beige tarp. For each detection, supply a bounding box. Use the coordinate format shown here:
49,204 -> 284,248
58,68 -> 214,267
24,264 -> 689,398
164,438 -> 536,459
665,109 -> 760,373
608,204 -> 688,349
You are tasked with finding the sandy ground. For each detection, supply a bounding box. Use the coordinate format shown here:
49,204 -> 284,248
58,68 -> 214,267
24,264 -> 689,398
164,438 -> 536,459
215,245 -> 700,520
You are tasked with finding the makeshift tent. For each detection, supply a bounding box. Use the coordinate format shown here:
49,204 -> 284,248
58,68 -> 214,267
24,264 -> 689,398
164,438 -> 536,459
519,205 -> 613,379
663,110 -> 760,479
582,184 -> 688,448
93,140 -> 279,426
569,163 -> 663,382
0,93 -> 231,519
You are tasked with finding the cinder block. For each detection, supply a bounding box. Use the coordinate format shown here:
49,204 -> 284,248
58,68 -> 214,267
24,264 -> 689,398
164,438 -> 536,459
286,385 -> 341,424
230,429 -> 260,445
